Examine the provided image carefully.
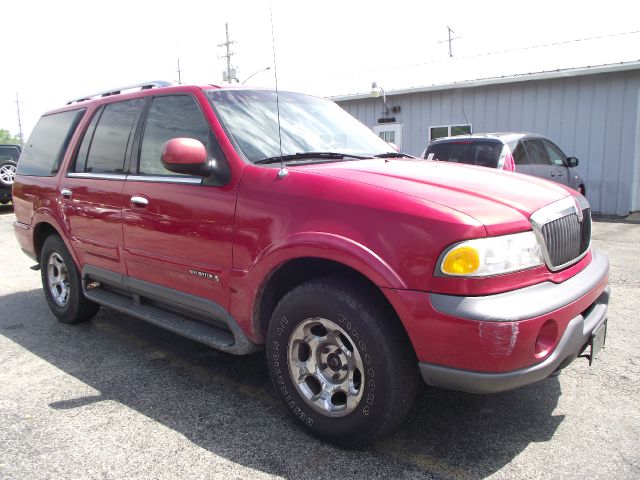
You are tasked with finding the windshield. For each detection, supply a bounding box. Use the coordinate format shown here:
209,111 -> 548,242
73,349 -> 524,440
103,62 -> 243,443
425,141 -> 503,168
206,90 -> 395,163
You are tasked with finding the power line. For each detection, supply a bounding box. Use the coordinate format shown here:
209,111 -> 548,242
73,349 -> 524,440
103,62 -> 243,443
327,29 -> 640,80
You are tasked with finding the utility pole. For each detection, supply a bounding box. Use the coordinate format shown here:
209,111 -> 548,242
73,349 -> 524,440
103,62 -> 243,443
218,22 -> 237,83
15,93 -> 24,146
439,26 -> 460,58
176,58 -> 182,84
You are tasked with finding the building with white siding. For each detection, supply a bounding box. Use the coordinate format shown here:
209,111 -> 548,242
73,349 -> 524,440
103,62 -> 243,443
333,61 -> 640,216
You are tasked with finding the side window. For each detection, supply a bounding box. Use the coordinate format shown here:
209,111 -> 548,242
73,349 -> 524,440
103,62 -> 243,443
543,140 -> 567,166
79,99 -> 144,174
73,107 -> 103,173
0,147 -> 20,162
138,96 -> 212,176
511,141 -> 528,165
524,140 -> 550,165
17,109 -> 85,176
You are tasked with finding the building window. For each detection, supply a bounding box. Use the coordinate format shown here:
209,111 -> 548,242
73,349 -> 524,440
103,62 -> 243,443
429,124 -> 472,141
373,123 -> 402,150
379,130 -> 395,144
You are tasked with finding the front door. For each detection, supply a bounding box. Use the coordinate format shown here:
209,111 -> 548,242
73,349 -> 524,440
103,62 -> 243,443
542,139 -> 570,187
122,94 -> 235,309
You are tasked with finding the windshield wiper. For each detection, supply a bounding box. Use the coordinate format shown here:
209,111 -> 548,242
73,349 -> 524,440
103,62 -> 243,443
373,152 -> 413,158
254,151 -> 369,165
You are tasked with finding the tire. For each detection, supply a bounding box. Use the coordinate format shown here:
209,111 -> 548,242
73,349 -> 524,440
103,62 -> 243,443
579,185 -> 586,196
0,160 -> 17,188
40,235 -> 99,324
266,276 -> 418,447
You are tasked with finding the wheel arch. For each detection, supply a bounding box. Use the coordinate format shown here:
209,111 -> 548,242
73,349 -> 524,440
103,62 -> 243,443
253,256 -> 413,358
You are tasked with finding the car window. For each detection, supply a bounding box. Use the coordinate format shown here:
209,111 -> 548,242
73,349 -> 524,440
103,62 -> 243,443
79,99 -> 144,174
0,147 -> 20,162
17,109 -> 85,176
510,141 -> 528,165
543,140 -> 567,166
524,140 -> 550,165
424,141 -> 502,168
138,96 -> 212,176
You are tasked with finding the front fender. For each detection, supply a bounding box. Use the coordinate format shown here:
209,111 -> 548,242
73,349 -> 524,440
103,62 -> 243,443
252,231 -> 407,290
227,231 -> 407,343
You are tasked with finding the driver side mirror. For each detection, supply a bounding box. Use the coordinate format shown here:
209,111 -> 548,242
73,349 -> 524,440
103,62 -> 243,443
161,138 -> 210,177
567,157 -> 579,168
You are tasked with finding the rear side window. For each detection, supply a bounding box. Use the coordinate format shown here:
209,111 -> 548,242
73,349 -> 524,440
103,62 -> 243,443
425,141 -> 502,168
524,140 -> 550,165
17,109 -> 85,176
74,99 -> 144,174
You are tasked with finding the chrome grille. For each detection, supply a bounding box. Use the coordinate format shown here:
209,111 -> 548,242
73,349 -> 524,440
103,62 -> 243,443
541,208 -> 591,267
530,197 -> 591,271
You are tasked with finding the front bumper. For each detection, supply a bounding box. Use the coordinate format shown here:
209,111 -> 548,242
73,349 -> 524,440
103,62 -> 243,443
418,250 -> 610,393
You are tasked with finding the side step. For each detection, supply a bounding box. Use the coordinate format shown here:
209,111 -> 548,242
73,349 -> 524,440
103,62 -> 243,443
85,287 -> 236,350
82,266 -> 261,355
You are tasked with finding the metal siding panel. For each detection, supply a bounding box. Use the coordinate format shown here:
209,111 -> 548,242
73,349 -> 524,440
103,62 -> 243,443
547,80 -> 564,140
589,78 -> 609,212
602,75 -> 625,215
617,75 -> 635,215
560,79 -> 579,155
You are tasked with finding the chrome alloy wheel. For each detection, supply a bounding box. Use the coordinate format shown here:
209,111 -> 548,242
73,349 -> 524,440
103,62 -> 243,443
47,252 -> 70,307
0,163 -> 16,186
287,317 -> 365,417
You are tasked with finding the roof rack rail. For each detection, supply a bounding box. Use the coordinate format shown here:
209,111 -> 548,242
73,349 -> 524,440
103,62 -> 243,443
66,80 -> 173,105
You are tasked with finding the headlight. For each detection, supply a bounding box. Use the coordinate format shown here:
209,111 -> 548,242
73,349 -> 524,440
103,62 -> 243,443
438,231 -> 543,277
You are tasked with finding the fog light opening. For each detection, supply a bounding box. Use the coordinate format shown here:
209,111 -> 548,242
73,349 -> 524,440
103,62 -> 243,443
535,319 -> 559,359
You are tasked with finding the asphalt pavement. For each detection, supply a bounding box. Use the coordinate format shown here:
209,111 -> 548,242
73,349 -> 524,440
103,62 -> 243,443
0,205 -> 639,479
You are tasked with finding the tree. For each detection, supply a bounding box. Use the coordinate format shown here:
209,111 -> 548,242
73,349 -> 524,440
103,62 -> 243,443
0,129 -> 21,145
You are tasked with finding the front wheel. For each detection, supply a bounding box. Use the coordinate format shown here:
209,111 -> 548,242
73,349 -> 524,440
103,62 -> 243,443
266,277 -> 417,447
0,160 -> 17,188
40,235 -> 99,324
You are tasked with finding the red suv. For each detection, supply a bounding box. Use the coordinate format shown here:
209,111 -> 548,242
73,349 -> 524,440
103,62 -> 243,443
13,82 -> 609,446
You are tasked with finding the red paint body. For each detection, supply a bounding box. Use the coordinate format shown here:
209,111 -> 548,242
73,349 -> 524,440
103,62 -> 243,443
13,84 -> 607,375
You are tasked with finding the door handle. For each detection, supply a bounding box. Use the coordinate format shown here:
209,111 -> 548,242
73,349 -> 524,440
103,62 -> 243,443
60,188 -> 72,198
130,195 -> 149,207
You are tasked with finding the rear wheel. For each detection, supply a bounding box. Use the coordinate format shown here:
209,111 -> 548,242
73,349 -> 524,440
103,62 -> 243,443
578,184 -> 586,196
40,235 -> 99,324
266,277 -> 417,447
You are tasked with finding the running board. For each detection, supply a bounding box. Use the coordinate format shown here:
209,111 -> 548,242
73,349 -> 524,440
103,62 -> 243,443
82,266 -> 260,355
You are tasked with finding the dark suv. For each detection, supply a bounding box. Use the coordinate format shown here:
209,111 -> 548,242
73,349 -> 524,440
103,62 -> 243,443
12,82 -> 609,446
422,133 -> 586,195
0,144 -> 21,203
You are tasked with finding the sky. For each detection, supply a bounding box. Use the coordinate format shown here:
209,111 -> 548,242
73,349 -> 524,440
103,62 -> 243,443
1,0 -> 639,141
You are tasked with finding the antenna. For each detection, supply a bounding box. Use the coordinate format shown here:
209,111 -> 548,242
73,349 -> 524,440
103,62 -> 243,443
176,58 -> 182,85
15,93 -> 24,146
461,105 -> 470,135
269,0 -> 287,179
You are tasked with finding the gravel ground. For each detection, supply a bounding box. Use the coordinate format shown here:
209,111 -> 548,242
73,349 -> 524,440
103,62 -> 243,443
0,205 -> 638,479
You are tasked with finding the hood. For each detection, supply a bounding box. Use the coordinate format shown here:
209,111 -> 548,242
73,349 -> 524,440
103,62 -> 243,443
294,158 -> 573,234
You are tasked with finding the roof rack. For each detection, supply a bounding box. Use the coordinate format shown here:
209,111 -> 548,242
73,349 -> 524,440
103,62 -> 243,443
66,80 -> 173,105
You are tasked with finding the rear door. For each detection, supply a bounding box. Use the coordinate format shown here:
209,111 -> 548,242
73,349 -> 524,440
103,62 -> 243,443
522,139 -> 554,182
61,98 -> 145,274
122,94 -> 235,309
